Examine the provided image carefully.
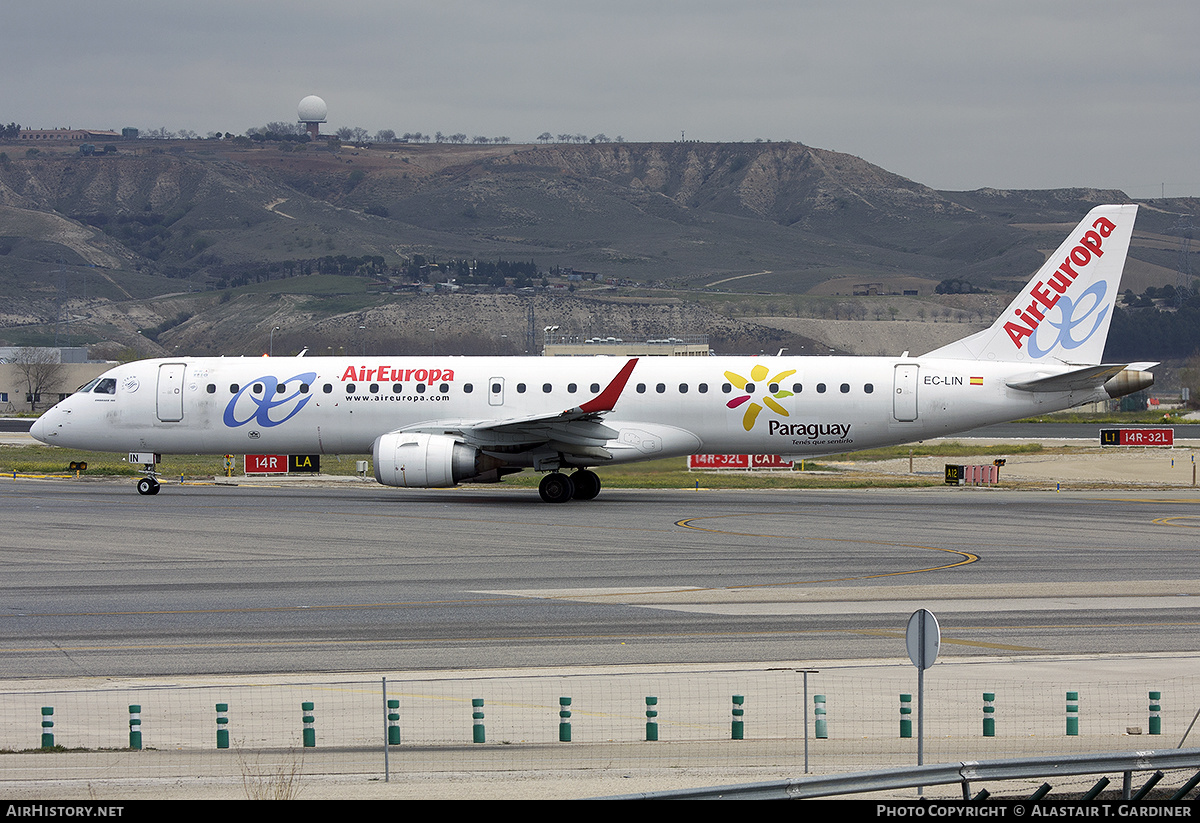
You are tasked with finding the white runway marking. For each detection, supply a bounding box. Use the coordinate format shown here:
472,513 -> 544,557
478,589 -> 1200,617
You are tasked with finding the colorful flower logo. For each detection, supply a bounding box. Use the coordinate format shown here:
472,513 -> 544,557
724,365 -> 796,431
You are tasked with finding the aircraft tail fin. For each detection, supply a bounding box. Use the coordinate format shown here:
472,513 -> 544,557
925,204 -> 1137,365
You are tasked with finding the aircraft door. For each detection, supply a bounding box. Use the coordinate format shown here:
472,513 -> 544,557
488,376 -> 505,406
156,363 -> 186,422
893,364 -> 918,422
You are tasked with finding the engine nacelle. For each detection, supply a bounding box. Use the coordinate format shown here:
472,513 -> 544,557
372,432 -> 499,488
1104,368 -> 1154,399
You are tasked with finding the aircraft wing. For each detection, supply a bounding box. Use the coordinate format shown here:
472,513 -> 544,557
393,358 -> 637,462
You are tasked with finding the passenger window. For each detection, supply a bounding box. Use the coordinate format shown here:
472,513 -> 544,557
567,383 -> 577,393
656,383 -> 666,393
698,383 -> 708,393
392,383 -> 403,393
678,383 -> 688,393
369,384 -> 379,394
253,383 -> 264,394
768,383 -> 779,393
817,383 -> 826,393
347,384 -> 356,393
463,383 -> 473,393
590,383 -> 600,393
744,383 -> 755,393
636,383 -> 646,393
416,384 -> 426,394
491,383 -> 502,394
865,383 -> 874,394
543,383 -> 552,393
792,383 -> 802,393
323,384 -> 332,393
439,383 -> 449,393
300,383 -> 310,394
840,383 -> 850,393
206,384 -> 216,394
722,383 -> 732,393
230,384 -> 240,393
517,383 -> 527,393
278,383 -> 289,394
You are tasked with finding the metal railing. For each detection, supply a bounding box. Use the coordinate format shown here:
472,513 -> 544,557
602,747 -> 1200,800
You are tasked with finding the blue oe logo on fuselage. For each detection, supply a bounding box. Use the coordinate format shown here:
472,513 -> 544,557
223,373 -> 318,428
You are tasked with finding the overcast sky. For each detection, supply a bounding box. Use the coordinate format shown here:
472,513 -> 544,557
5,1 -> 1197,197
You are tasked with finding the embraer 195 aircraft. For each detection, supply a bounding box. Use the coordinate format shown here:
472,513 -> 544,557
32,205 -> 1154,502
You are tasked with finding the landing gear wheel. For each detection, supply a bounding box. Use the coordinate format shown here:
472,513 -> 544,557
570,470 -> 602,501
136,477 -> 160,496
539,472 -> 575,503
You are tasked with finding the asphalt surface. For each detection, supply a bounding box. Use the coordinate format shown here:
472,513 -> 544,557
1,479 -> 1198,678
3,473 -> 1200,799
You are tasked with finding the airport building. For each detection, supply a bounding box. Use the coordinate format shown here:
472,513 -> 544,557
14,128 -> 122,142
0,348 -> 112,414
543,335 -> 710,357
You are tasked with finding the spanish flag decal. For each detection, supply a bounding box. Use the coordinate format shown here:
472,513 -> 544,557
970,376 -> 984,386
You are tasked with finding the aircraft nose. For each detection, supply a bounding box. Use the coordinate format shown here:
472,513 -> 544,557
30,412 -> 54,444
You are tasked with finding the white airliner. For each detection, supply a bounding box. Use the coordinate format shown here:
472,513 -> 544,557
32,205 -> 1153,502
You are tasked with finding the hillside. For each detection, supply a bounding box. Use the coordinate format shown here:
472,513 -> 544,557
0,138 -> 1196,357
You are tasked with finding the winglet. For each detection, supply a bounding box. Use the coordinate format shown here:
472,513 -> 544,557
575,358 -> 638,414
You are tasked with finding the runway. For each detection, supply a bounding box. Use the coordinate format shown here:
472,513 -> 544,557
1,479 -> 1198,678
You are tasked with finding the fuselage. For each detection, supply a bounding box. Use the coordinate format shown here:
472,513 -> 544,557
31,353 -> 1102,462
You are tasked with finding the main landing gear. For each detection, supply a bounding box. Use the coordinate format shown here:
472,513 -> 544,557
538,469 -> 602,503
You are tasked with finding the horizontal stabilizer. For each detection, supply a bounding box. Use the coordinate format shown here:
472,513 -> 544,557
1006,364 -> 1128,393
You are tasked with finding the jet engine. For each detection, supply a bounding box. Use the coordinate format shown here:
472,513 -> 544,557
372,432 -> 503,488
1103,368 -> 1154,399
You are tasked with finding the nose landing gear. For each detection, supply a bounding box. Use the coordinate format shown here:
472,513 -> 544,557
130,452 -> 162,495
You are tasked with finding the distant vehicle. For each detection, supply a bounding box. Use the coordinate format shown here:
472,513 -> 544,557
33,206 -> 1151,503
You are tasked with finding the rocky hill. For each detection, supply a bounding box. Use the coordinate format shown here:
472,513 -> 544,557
0,138 -> 1194,357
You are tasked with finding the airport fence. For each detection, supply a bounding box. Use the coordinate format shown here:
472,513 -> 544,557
1,666 -> 1198,789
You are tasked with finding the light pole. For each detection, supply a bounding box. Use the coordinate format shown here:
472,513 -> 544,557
270,326 -> 280,356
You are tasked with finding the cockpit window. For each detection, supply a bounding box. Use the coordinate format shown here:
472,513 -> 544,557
93,379 -> 116,395
76,379 -> 100,394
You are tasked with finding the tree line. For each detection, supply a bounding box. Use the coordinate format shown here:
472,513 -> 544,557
1,118 -> 630,146
1104,302 -> 1200,362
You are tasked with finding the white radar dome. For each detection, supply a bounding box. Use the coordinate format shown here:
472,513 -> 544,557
298,95 -> 328,122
